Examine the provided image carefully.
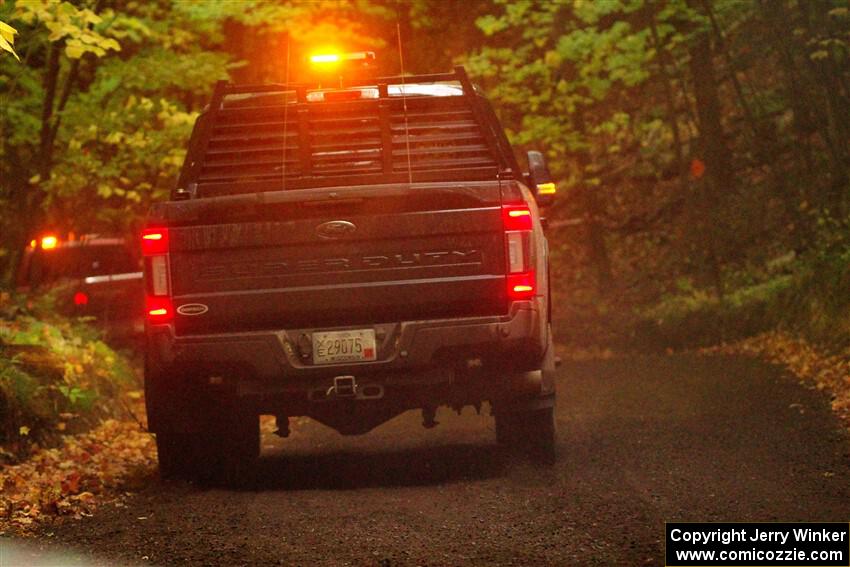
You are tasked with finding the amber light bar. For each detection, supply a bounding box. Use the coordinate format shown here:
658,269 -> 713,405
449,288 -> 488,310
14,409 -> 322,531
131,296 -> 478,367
40,235 -> 58,250
308,51 -> 376,75
310,53 -> 340,64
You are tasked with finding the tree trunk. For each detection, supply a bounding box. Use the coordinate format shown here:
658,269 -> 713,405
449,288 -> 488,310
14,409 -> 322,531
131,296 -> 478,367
796,0 -> 850,208
583,186 -> 613,292
572,109 -> 613,293
223,19 -> 249,83
38,43 -> 61,179
688,26 -> 732,297
689,35 -> 735,195
758,0 -> 819,249
700,0 -> 762,138
649,13 -> 687,193
17,42 -> 63,253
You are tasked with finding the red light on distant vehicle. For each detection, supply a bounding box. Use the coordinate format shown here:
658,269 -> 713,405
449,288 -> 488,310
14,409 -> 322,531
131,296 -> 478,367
73,291 -> 89,306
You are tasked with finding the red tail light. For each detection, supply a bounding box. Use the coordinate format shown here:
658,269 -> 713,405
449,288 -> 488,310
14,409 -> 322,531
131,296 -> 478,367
502,204 -> 535,300
507,273 -> 535,300
142,227 -> 171,324
502,205 -> 533,231
141,228 -> 169,255
146,296 -> 173,323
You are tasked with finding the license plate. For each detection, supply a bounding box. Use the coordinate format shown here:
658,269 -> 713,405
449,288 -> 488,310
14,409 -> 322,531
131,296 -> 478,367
312,329 -> 377,365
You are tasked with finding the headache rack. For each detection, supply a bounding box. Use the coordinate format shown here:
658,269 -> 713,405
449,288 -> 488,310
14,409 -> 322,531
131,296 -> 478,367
175,66 -> 520,199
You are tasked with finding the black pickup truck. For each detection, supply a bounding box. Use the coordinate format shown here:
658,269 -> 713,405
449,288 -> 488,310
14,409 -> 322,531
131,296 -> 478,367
144,65 -> 558,482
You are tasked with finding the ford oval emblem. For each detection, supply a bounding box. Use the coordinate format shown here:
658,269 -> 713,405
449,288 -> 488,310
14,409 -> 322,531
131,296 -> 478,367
176,303 -> 209,316
316,220 -> 356,239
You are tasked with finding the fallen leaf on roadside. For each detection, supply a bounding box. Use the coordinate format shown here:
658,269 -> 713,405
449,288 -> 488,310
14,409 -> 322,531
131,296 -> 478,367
0,400 -> 156,535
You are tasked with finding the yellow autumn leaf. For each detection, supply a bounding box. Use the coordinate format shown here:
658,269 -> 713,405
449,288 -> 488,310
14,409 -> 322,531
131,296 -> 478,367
0,20 -> 16,43
0,22 -> 21,61
19,426 -> 30,436
65,43 -> 86,59
0,32 -> 20,61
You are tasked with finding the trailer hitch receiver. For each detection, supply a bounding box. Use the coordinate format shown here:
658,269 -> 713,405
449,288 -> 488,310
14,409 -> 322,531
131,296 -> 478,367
327,375 -> 357,398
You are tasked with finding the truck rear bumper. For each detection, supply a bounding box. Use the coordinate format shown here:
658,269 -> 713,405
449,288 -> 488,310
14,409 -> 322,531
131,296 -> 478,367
147,300 -> 545,390
145,300 -> 554,434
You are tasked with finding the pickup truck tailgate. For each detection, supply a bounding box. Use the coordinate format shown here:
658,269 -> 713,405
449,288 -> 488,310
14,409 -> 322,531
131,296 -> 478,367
164,183 -> 508,335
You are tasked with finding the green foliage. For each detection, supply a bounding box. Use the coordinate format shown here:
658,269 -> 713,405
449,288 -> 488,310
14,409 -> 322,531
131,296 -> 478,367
0,1 -> 223,239
633,239 -> 850,350
637,275 -> 794,349
466,0 -> 682,181
786,245 -> 850,345
43,93 -> 199,229
0,291 -> 137,460
15,0 -> 121,59
470,0 -> 849,352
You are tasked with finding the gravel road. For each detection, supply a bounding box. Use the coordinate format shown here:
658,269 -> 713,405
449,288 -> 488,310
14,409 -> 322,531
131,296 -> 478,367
13,353 -> 850,566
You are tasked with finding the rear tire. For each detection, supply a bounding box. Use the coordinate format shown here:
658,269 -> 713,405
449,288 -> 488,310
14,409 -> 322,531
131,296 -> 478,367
155,430 -> 197,480
146,352 -> 260,486
155,409 -> 259,486
196,410 -> 260,487
495,407 -> 556,465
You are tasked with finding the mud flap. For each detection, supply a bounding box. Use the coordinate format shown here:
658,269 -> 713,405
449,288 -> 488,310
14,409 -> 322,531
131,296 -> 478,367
495,325 -> 556,414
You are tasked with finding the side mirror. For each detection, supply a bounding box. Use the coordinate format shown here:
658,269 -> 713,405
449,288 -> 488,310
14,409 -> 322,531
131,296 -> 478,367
526,151 -> 556,208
